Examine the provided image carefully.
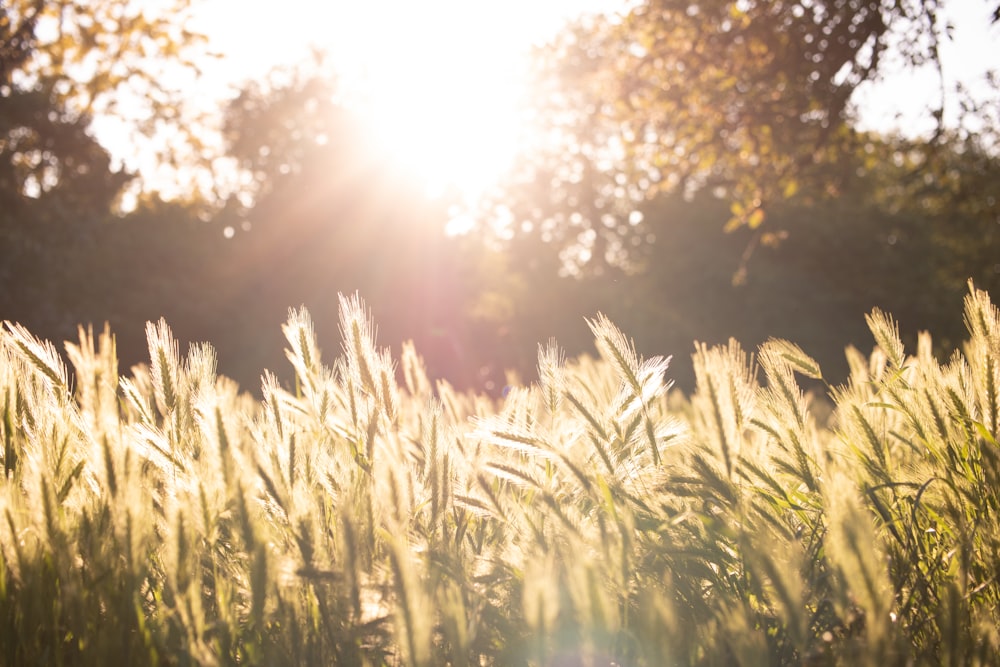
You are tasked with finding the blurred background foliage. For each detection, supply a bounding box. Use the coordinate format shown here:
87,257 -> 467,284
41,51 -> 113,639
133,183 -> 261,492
1,0 -> 999,394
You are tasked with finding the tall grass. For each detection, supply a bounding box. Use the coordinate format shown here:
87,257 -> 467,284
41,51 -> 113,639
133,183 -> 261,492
1,282 -> 999,665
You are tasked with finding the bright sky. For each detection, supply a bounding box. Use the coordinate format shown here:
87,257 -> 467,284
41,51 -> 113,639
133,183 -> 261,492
190,0 -> 622,200
852,0 -> 1000,138
110,0 -> 999,205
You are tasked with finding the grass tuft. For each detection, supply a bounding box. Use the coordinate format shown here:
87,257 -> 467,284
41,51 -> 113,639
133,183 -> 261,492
0,290 -> 998,665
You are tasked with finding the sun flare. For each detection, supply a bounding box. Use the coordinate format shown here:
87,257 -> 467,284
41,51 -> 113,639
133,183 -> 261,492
197,0 -> 613,203
319,1 -> 537,200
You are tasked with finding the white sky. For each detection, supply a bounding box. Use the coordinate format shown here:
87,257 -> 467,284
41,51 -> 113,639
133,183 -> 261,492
852,0 -> 1000,137
175,0 -> 625,200
191,0 -> 999,124
103,0 -> 1000,202
190,0 -> 622,91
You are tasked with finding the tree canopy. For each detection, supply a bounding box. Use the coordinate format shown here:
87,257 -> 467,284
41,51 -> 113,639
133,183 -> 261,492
0,0 -> 225,372
1,0 -> 210,203
479,0 -> 1000,274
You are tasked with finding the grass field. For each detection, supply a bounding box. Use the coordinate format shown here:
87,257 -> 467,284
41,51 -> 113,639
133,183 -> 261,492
2,285 -> 999,666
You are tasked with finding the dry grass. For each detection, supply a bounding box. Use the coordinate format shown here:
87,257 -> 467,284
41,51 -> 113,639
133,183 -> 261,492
1,282 -> 999,665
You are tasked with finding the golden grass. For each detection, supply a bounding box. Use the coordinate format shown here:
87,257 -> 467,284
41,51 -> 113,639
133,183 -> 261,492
0,282 -> 998,665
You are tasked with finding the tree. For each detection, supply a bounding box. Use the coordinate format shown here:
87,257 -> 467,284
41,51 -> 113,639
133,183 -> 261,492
0,0 -> 221,370
210,68 -> 494,388
1,0 -> 210,201
479,0 -> 1000,274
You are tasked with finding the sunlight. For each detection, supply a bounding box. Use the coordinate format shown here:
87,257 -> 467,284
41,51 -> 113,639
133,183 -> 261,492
328,1 -> 529,199
196,0 -> 617,202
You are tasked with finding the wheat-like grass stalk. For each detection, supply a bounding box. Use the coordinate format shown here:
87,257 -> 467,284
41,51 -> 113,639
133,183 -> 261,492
0,290 -> 999,665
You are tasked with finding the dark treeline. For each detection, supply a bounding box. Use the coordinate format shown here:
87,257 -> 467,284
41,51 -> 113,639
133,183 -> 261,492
3,90 -> 996,395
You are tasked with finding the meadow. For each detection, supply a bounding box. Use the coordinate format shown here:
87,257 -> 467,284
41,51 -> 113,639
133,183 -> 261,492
1,285 -> 998,666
